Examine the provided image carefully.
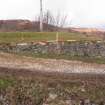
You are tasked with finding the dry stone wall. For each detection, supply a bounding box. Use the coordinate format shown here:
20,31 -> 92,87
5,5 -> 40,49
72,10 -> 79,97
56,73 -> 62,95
0,41 -> 105,58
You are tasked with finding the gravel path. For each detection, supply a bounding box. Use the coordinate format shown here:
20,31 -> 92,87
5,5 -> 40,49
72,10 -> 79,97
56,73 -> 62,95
0,52 -> 105,74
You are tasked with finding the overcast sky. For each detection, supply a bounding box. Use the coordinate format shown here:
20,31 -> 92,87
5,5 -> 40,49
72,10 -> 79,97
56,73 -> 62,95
0,0 -> 105,28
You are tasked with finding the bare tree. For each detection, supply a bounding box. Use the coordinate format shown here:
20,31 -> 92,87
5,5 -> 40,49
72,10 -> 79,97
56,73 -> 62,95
54,13 -> 68,31
43,11 -> 68,50
43,10 -> 68,31
43,10 -> 54,31
53,12 -> 68,49
35,10 -> 70,50
43,10 -> 69,49
35,10 -> 69,32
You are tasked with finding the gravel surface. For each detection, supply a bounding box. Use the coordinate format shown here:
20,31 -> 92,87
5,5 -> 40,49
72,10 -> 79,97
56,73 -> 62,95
0,52 -> 105,74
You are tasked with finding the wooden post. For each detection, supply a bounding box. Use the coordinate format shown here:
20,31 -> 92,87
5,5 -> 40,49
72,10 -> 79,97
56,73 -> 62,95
56,32 -> 59,49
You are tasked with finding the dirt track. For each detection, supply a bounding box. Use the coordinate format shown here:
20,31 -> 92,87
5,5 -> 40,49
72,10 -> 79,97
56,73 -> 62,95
0,52 -> 105,74
0,52 -> 105,82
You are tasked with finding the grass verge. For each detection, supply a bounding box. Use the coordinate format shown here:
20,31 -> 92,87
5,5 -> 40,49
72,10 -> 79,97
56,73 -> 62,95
14,52 -> 105,64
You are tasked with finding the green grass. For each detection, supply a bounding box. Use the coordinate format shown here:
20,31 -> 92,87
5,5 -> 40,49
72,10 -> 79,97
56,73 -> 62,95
14,52 -> 105,64
0,77 -> 15,89
0,32 -> 102,43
